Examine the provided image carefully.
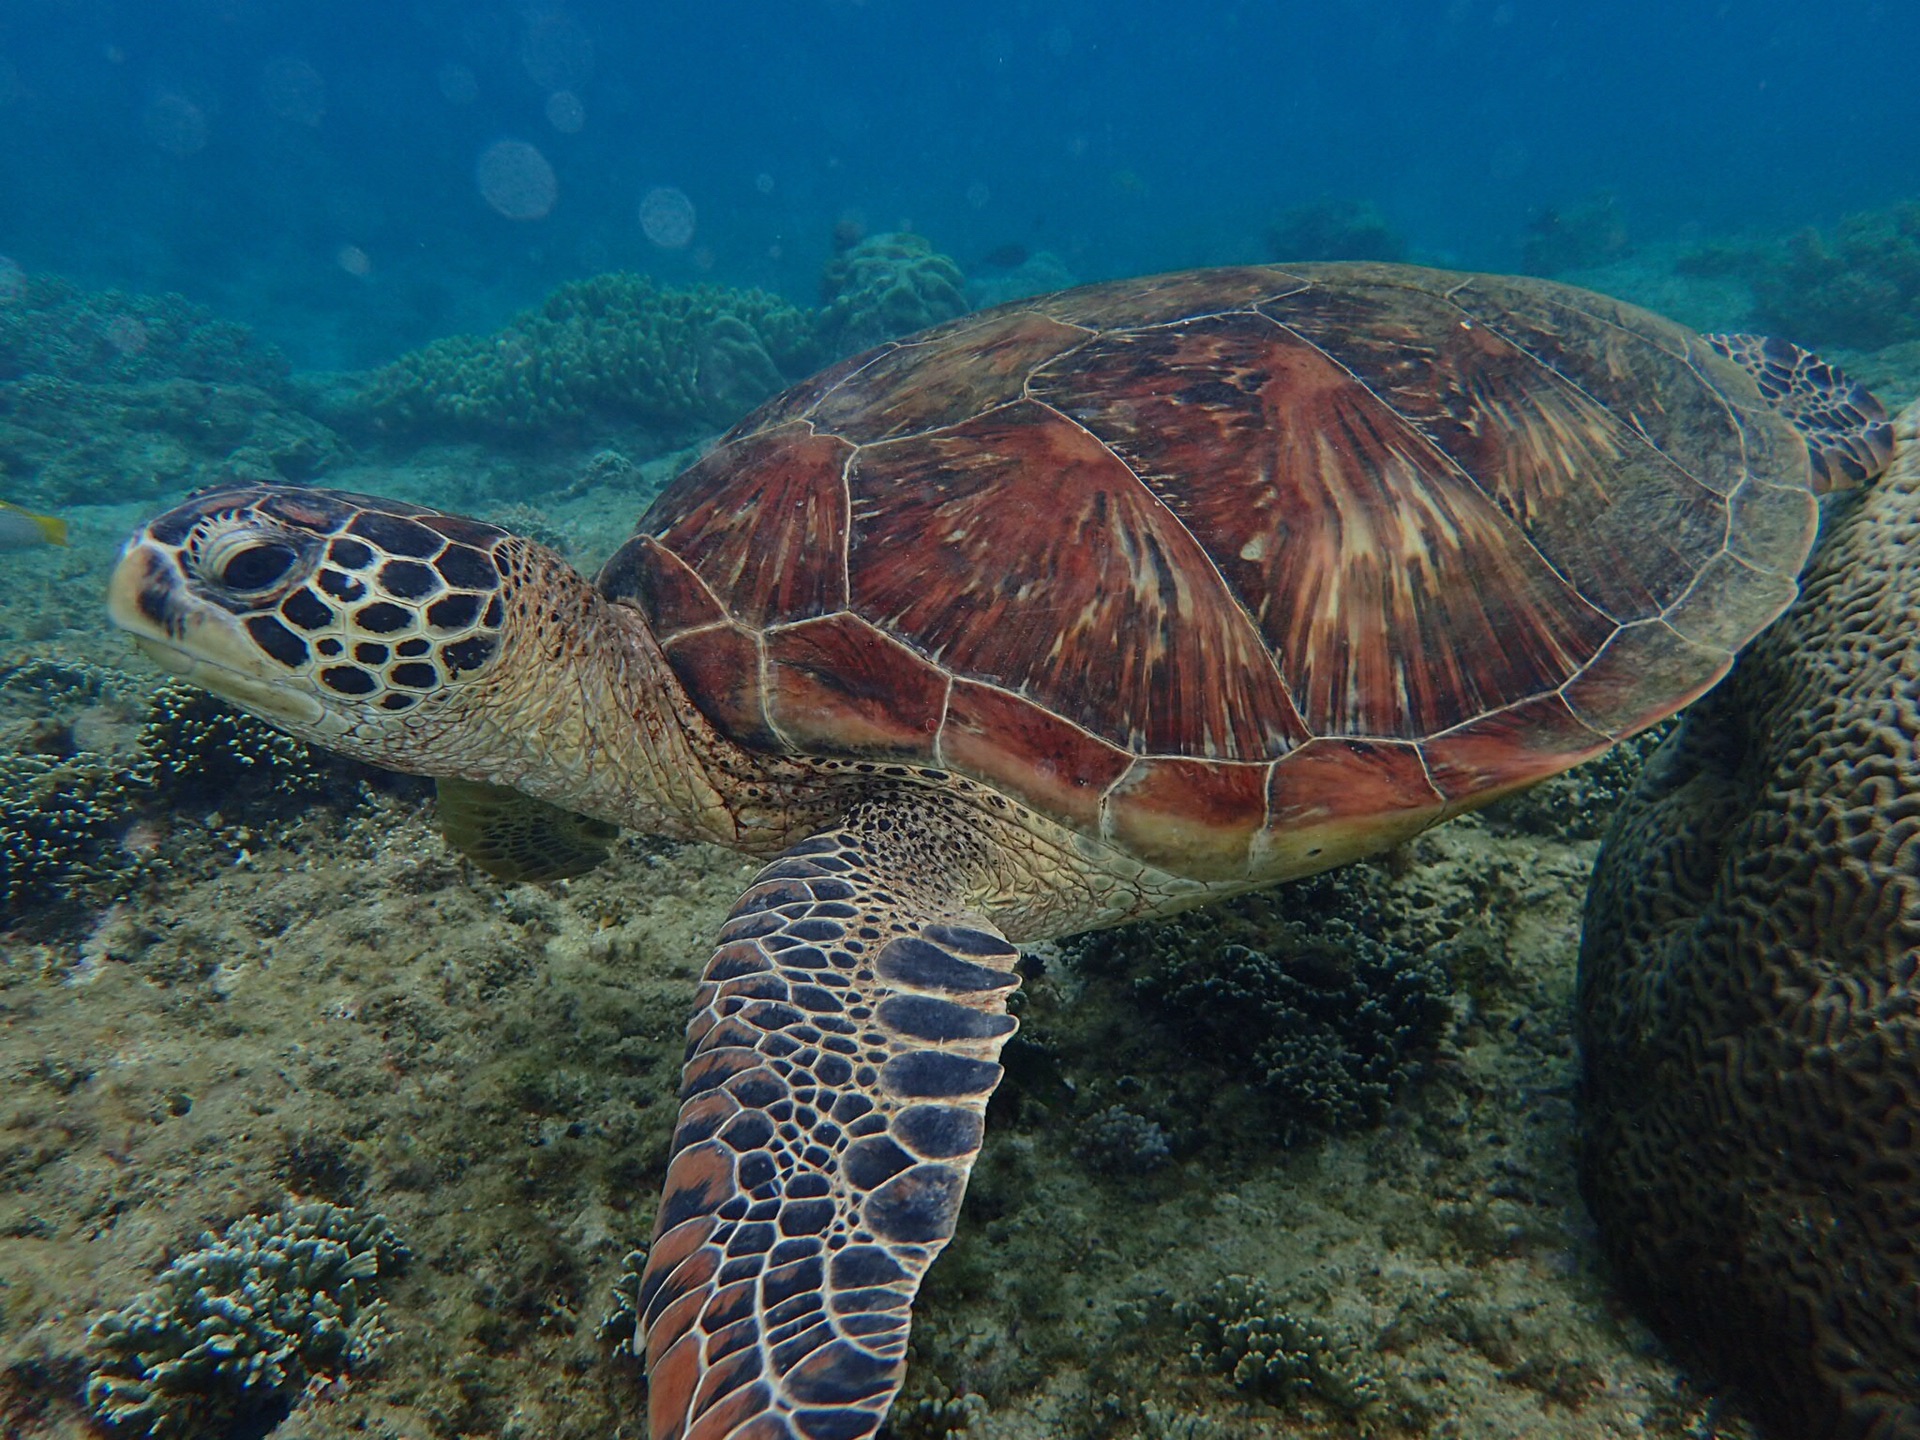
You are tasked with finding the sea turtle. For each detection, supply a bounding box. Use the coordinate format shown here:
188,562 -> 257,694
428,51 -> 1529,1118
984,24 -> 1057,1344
106,262 -> 1888,1440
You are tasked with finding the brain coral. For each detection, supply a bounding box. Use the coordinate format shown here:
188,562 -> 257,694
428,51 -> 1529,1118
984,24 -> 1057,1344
816,232 -> 968,357
1578,400 -> 1920,1436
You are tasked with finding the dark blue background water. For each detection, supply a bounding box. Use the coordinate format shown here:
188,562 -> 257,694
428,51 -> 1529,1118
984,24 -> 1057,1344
1,0 -> 1913,368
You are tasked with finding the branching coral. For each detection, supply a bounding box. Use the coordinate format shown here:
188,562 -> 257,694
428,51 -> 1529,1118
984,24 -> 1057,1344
0,750 -> 151,916
1074,1104 -> 1173,1176
1178,1274 -> 1383,1414
86,1202 -> 410,1438
0,677 -> 348,922
139,680 -> 335,805
356,273 -> 822,440
1075,868 -> 1453,1146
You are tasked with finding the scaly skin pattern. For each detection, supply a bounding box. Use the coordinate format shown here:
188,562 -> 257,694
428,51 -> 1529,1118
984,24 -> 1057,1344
641,788 -> 1020,1440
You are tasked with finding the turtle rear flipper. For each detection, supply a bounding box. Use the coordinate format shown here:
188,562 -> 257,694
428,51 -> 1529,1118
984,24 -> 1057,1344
435,778 -> 617,882
640,793 -> 1019,1440
1707,332 -> 1894,491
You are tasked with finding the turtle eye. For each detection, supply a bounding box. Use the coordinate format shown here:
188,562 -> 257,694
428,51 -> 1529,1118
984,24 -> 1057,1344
216,540 -> 301,593
193,523 -> 310,598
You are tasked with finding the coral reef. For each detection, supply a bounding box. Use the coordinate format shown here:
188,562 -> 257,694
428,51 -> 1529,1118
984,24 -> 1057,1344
0,374 -> 342,508
352,273 -> 822,442
1074,1104 -> 1173,1177
1073,868 -> 1453,1146
0,674 -> 351,924
1580,398 -> 1920,1437
1177,1274 -> 1383,1415
817,232 -> 969,356
86,1202 -> 409,1438
1749,202 -> 1920,351
1521,193 -> 1631,275
1264,198 -> 1407,263
0,271 -> 287,390
0,271 -> 334,507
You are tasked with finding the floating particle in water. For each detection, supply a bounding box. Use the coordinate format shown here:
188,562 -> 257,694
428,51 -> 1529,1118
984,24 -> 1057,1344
477,140 -> 558,220
437,61 -> 479,105
260,56 -> 325,125
102,315 -> 149,357
966,180 -> 991,209
521,13 -> 594,91
336,245 -> 372,277
0,256 -> 23,303
144,92 -> 208,156
545,90 -> 585,133
639,186 -> 696,248
755,172 -> 775,195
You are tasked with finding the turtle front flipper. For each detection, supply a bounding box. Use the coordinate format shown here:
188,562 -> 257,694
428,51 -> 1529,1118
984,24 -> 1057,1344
640,797 -> 1020,1440
1706,331 -> 1894,491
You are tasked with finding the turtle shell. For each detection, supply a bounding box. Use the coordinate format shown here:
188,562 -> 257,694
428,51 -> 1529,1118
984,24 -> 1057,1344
600,262 -> 1818,881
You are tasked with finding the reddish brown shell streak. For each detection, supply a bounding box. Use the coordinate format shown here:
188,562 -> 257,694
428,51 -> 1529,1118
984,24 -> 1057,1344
603,263 -> 1815,881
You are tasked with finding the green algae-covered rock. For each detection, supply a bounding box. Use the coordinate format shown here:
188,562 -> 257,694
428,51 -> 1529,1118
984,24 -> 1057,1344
355,273 -> 824,441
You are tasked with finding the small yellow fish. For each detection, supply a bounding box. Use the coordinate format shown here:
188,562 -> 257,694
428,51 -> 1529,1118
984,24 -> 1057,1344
0,500 -> 66,550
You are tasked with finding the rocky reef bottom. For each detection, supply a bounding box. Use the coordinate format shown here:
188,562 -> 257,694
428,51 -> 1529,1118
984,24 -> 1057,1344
0,626 -> 1759,1439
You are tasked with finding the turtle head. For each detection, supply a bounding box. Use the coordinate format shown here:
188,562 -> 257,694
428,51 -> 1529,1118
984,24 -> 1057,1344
107,485 -> 527,769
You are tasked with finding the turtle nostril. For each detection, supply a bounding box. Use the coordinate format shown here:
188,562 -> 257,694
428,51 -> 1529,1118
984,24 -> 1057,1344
218,541 -> 300,593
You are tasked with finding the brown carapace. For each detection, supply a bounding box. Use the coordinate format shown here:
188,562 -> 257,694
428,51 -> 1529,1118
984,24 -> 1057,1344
106,263 -> 1892,1440
605,263 -> 1870,886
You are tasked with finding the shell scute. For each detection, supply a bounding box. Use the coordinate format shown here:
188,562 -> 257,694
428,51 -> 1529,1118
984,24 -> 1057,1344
845,399 -> 1305,759
1105,757 -> 1269,879
1033,311 -> 1615,739
644,423 -> 854,629
938,679 -> 1132,834
805,309 -> 1091,446
1031,264 -> 1309,329
1263,272 -> 1733,625
1256,737 -> 1444,874
765,616 -> 947,760
1420,692 -> 1608,804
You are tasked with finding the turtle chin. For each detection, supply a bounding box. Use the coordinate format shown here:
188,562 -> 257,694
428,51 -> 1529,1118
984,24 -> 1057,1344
108,541 -> 330,732
128,632 -> 328,730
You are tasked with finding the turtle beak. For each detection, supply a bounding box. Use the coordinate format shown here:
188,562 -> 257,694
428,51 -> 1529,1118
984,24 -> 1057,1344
107,537 -> 327,728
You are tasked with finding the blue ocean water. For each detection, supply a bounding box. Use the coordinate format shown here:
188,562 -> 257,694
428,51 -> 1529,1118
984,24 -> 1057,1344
1,0 -> 1915,370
